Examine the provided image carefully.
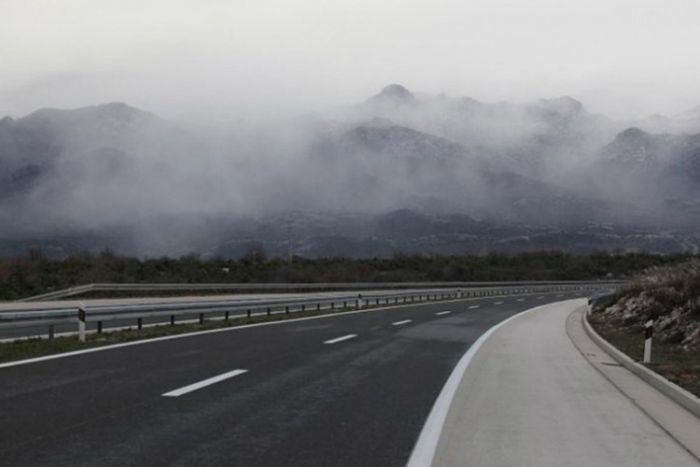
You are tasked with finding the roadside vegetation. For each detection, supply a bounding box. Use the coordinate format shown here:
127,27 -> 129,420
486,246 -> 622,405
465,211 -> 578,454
589,260 -> 700,397
0,249 -> 692,300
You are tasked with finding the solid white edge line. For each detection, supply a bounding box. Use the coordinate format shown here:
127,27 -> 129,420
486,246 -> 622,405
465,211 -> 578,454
163,369 -> 247,397
435,311 -> 451,316
323,334 -> 358,345
392,319 -> 412,326
406,303 -> 557,467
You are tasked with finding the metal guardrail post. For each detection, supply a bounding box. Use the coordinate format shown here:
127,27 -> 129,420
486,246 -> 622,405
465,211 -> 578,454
137,318 -> 143,330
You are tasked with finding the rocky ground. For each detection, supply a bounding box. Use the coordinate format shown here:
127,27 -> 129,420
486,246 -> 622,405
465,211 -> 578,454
590,260 -> 700,395
595,260 -> 700,351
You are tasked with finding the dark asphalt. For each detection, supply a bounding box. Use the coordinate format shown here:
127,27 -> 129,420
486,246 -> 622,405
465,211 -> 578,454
0,291 -> 586,466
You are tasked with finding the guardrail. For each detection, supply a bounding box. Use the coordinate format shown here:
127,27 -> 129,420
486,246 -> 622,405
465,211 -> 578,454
20,280 -> 625,302
1,283 -> 619,341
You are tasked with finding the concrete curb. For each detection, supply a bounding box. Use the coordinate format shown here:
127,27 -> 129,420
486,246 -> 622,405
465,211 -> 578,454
583,309 -> 700,420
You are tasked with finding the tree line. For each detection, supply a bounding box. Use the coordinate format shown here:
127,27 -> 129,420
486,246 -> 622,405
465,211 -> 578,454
0,248 -> 693,300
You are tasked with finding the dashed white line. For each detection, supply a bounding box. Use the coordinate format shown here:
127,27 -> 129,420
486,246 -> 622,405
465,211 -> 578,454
393,319 -> 412,326
162,369 -> 248,397
468,305 -> 480,309
435,311 -> 452,316
493,301 -> 504,305
323,334 -> 358,345
516,298 -> 525,302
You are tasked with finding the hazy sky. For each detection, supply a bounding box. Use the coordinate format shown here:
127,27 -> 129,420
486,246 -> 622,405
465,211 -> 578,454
2,0 -> 700,122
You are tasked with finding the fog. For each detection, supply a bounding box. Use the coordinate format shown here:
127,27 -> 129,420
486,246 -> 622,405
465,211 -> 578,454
2,0 -> 700,122
2,1 -> 700,257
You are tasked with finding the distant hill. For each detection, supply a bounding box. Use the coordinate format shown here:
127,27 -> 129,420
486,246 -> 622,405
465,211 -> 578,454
2,86 -> 700,257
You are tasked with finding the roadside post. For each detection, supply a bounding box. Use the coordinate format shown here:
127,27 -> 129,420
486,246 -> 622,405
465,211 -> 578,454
78,302 -> 87,343
643,319 -> 653,363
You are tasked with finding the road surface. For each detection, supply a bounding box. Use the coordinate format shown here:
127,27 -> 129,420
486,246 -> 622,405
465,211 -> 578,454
0,291 -> 582,465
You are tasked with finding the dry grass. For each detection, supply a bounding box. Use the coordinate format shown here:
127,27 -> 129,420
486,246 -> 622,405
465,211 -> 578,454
589,314 -> 700,397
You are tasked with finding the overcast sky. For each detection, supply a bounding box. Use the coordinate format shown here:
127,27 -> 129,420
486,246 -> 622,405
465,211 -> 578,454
2,0 -> 699,122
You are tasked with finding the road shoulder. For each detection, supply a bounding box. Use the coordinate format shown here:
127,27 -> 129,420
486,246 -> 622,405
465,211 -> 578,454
431,299 -> 698,467
568,306 -> 700,460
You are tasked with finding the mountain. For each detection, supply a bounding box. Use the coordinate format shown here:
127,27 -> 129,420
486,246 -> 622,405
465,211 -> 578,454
632,105 -> 700,135
602,127 -> 700,188
366,84 -> 416,108
2,85 -> 700,257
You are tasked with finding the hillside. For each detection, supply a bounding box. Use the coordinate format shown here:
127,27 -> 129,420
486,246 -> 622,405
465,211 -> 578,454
3,86 -> 700,257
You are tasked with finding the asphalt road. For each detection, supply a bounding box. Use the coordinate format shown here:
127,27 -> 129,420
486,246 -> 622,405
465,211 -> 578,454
0,291 -> 585,466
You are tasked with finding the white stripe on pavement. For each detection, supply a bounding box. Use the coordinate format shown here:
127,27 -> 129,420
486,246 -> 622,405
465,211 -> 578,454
436,311 -> 452,316
323,334 -> 358,345
516,298 -> 525,302
393,320 -> 412,326
468,305 -> 480,309
494,301 -> 504,305
163,369 -> 248,397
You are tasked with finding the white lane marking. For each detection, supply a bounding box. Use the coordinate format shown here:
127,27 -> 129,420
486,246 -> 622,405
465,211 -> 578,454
406,303 -> 558,467
0,294 -> 485,369
516,298 -> 525,302
494,301 -> 504,305
0,302 -> 417,369
556,294 -> 564,298
392,320 -> 412,326
323,334 -> 357,345
468,305 -> 480,309
162,369 -> 248,397
435,311 -> 452,316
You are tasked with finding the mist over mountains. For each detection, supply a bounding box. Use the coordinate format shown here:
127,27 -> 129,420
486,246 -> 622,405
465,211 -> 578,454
2,84 -> 700,258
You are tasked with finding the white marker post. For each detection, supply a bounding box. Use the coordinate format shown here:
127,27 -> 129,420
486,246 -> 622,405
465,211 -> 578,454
78,302 -> 87,343
643,319 -> 653,363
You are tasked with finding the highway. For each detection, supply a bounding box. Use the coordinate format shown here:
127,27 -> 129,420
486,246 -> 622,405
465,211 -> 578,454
0,291 -> 584,466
